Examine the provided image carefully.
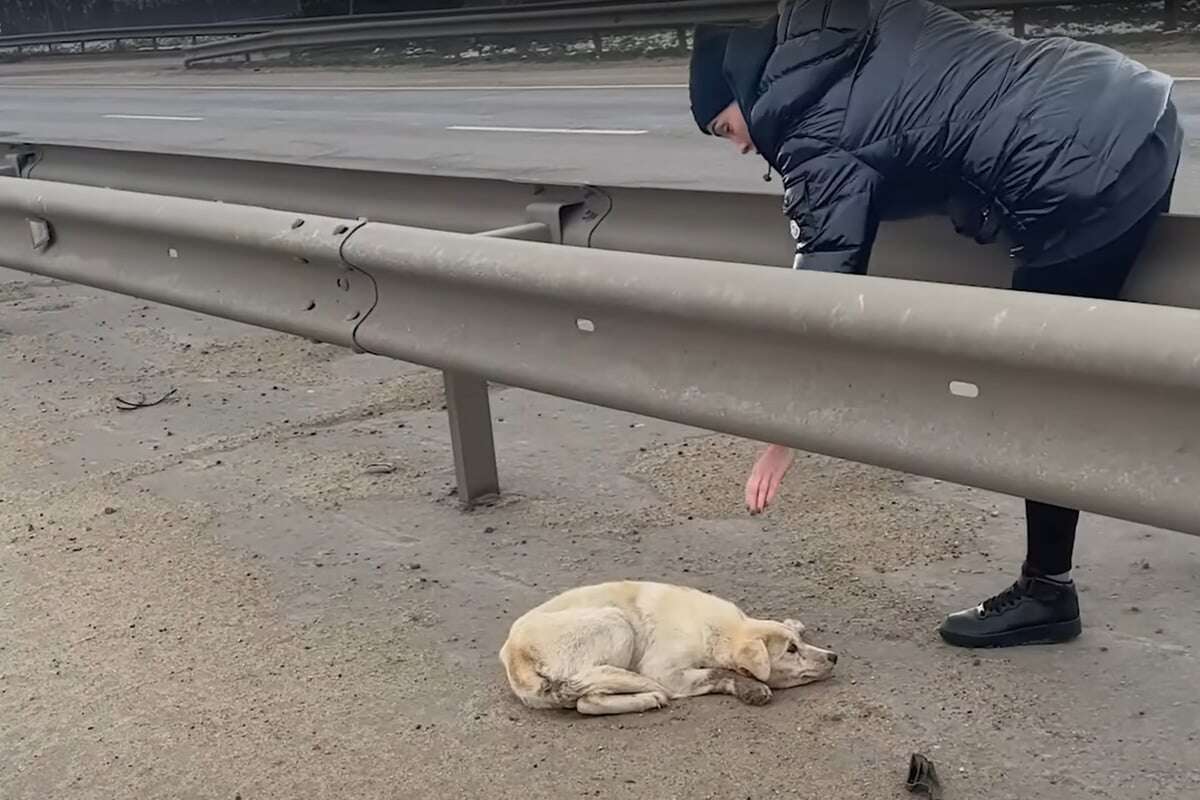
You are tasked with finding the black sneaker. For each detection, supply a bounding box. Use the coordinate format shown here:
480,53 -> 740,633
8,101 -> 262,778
938,573 -> 1082,648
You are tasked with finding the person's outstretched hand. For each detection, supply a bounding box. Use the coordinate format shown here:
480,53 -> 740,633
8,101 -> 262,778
745,444 -> 795,515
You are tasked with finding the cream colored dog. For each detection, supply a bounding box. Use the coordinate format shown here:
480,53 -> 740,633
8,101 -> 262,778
500,580 -> 838,715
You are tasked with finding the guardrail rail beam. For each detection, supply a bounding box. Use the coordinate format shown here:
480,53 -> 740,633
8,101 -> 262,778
1,166 -> 1198,538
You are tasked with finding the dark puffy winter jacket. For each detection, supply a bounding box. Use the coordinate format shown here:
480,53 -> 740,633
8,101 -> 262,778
720,0 -> 1183,273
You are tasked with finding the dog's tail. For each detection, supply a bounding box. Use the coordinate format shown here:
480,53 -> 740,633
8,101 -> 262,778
500,643 -> 579,709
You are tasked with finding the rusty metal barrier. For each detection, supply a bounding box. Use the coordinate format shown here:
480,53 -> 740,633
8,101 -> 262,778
0,172 -> 1198,536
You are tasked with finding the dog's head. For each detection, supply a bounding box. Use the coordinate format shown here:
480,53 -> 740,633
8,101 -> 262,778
732,618 -> 838,689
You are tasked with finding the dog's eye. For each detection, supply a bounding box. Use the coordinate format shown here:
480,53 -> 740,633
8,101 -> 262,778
786,643 -> 799,654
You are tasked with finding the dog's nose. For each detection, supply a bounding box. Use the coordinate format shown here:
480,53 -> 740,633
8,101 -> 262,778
826,652 -> 838,665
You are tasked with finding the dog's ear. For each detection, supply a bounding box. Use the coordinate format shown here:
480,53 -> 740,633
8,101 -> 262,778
783,618 -> 807,637
733,637 -> 771,682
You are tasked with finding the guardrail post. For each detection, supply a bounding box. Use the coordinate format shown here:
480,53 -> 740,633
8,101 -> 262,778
1165,0 -> 1179,30
592,31 -> 603,58
437,199 -> 589,509
0,148 -> 35,178
1012,7 -> 1028,37
439,215 -> 559,509
443,370 -> 500,507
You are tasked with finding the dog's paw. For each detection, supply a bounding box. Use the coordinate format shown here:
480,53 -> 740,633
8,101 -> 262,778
735,680 -> 772,706
650,691 -> 670,709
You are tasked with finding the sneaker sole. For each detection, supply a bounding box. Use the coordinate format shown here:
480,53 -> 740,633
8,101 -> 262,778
938,617 -> 1083,649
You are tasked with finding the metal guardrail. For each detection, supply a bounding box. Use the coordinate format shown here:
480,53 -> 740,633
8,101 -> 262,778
12,143 -> 1199,305
957,0 -> 1182,36
0,16 -> 285,51
0,0 -> 646,52
180,0 -> 776,66
1,141 -> 1199,536
0,1 -> 1181,60
178,0 -> 1175,66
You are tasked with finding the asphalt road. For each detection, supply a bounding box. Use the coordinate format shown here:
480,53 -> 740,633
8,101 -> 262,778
0,56 -> 1196,207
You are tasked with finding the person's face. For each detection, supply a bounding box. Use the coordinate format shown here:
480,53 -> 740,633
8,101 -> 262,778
707,101 -> 756,155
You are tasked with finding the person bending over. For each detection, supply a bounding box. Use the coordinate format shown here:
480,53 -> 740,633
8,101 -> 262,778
688,0 -> 1181,648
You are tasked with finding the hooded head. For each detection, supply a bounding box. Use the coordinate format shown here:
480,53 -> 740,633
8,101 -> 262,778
689,24 -> 735,134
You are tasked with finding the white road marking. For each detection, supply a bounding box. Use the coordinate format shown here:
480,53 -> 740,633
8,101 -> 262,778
447,125 -> 647,135
103,113 -> 204,121
0,83 -> 686,92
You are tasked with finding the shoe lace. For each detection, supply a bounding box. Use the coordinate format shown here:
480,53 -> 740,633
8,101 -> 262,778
980,580 -> 1026,616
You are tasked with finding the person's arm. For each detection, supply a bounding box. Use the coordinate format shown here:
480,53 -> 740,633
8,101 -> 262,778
784,149 -> 882,275
744,150 -> 882,514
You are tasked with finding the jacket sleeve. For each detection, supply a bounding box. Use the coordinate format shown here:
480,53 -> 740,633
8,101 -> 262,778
783,149 -> 883,275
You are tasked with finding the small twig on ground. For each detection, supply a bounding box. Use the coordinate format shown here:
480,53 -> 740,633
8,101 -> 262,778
114,387 -> 178,412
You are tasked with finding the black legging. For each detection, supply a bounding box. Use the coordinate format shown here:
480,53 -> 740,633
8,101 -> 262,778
1010,194 -> 1169,575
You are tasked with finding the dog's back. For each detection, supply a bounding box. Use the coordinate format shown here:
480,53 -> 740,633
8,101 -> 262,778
519,580 -> 741,620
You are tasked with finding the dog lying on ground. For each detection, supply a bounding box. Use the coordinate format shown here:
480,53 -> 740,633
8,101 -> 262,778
500,580 -> 838,715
